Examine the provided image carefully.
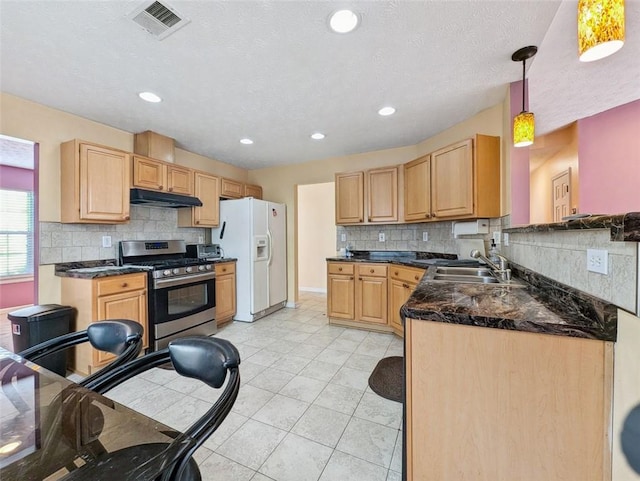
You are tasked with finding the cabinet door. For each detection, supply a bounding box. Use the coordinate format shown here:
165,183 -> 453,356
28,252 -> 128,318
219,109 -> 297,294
328,275 -> 355,320
388,278 -> 413,335
404,155 -> 432,221
132,155 -> 166,191
356,276 -> 387,324
335,172 -> 364,224
79,143 -> 130,222
221,178 -> 243,199
431,139 -> 474,218
215,263 -> 236,323
167,165 -> 193,195
244,183 -> 263,199
367,167 -> 398,223
188,172 -> 219,227
95,289 -> 147,365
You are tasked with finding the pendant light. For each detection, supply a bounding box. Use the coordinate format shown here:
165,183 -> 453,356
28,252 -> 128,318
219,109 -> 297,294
578,0 -> 625,62
511,46 -> 537,148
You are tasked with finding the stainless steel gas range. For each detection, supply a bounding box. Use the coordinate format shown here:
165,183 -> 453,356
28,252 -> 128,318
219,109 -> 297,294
119,240 -> 216,351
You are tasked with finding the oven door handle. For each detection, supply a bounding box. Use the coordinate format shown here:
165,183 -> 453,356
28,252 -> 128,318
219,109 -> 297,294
154,271 -> 216,289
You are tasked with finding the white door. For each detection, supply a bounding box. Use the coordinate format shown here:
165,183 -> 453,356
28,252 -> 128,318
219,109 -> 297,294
552,169 -> 571,222
268,202 -> 287,305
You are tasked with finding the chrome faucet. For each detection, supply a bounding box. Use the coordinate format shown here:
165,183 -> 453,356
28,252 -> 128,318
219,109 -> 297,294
470,249 -> 512,281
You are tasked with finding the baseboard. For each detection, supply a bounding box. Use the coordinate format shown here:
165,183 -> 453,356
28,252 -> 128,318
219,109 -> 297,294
299,287 -> 327,293
286,301 -> 299,309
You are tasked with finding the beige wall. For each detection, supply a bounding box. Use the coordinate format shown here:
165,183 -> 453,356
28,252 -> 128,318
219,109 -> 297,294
297,183 -> 335,292
0,92 -> 248,304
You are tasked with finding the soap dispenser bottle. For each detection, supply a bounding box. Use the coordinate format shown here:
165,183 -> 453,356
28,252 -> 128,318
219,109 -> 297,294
488,240 -> 500,264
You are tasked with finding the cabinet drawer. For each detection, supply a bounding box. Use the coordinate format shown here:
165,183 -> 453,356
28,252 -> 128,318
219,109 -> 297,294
389,266 -> 425,284
215,262 -> 236,275
96,273 -> 146,297
328,263 -> 354,275
357,264 -> 388,277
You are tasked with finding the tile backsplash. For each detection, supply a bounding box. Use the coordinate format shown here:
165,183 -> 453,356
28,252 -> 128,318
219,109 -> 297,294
39,206 -> 206,264
336,218 -> 505,255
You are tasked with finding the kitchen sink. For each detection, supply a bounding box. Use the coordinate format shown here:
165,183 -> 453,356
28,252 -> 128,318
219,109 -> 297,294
433,274 -> 499,284
435,267 -> 492,276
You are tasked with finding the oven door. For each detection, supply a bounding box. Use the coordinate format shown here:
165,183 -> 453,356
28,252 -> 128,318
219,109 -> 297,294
150,272 -> 216,350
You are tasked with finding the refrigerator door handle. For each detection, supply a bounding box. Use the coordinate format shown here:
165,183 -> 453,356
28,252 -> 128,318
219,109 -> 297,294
266,228 -> 273,267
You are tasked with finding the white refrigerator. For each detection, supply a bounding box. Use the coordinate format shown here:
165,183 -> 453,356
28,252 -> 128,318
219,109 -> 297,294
211,198 -> 287,322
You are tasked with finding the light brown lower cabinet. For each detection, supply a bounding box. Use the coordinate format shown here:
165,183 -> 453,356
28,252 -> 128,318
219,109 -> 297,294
61,273 -> 148,375
405,319 -> 613,481
215,262 -> 236,326
387,266 -> 424,336
328,262 -> 391,332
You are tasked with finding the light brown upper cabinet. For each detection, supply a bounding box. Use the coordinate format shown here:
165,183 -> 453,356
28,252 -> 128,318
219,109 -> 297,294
178,171 -> 219,227
404,154 -> 432,221
221,178 -> 243,199
430,135 -> 500,220
367,167 -> 399,223
335,167 -> 400,225
132,155 -> 193,195
335,171 -> 364,224
60,140 -> 130,223
243,183 -> 263,199
134,130 -> 175,163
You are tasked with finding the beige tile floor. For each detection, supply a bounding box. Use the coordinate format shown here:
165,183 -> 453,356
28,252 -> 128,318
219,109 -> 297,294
105,292 -> 404,481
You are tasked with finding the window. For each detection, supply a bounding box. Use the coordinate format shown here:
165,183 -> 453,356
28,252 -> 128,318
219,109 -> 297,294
0,189 -> 34,277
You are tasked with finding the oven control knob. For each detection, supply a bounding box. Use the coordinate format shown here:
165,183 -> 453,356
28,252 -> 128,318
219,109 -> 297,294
206,264 -> 213,271
163,269 -> 172,277
186,266 -> 194,273
173,268 -> 180,275
198,265 -> 206,271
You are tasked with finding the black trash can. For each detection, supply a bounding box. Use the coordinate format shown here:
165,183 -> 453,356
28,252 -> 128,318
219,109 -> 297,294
9,304 -> 76,376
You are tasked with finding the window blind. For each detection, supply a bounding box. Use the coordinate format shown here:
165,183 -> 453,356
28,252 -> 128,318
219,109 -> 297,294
0,189 -> 34,277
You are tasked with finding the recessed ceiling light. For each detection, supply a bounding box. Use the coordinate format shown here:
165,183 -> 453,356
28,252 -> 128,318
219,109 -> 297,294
138,91 -> 162,103
240,138 -> 254,145
378,106 -> 396,116
329,10 -> 359,33
311,133 -> 325,140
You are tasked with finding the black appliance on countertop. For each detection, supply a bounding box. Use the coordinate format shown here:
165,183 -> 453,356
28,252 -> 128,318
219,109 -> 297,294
118,240 -> 216,351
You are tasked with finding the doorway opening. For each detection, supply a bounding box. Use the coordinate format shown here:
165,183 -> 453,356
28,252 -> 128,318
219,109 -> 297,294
0,134 -> 38,350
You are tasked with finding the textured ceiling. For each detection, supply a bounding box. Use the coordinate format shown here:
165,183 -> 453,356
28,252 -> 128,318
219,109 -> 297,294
0,1 -> 638,170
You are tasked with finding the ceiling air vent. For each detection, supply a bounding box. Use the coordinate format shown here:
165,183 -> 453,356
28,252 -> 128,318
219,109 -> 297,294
128,1 -> 190,40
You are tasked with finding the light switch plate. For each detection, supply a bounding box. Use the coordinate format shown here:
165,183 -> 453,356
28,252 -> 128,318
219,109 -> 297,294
587,249 -> 608,274
341,233 -> 346,242
422,232 -> 428,242
503,233 -> 509,246
102,235 -> 112,248
198,235 -> 205,244
493,231 -> 501,245
378,232 -> 385,242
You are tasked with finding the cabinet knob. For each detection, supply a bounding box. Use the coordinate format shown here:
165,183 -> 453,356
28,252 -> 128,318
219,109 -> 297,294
121,283 -> 128,288
350,277 -> 354,280
123,216 -> 130,220
394,271 -> 399,276
403,283 -> 410,288
195,220 -> 200,224
159,185 -> 163,190
338,267 -> 343,271
415,275 -> 420,280
425,213 -> 431,218
369,269 -> 374,273
222,268 -> 226,272
432,213 -> 437,217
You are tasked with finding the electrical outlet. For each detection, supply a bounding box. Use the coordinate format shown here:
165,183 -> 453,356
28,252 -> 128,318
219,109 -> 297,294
587,249 -> 608,274
101,235 -> 112,248
198,235 -> 205,244
378,232 -> 385,242
492,231 -> 501,245
503,233 -> 509,246
341,233 -> 346,242
422,232 -> 428,242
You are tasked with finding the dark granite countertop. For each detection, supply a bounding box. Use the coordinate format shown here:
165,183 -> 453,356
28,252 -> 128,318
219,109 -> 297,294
55,258 -> 237,279
503,212 -> 640,242
401,263 -> 617,342
326,250 -> 461,269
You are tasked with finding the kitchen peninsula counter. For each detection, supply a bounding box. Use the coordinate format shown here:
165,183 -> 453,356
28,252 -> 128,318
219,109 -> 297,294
401,263 -> 617,342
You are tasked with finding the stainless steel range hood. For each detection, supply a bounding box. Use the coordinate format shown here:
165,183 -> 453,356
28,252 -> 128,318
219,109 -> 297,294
130,188 -> 203,208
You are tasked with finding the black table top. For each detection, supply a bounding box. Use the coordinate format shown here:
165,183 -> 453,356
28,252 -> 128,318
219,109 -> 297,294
0,348 -> 182,481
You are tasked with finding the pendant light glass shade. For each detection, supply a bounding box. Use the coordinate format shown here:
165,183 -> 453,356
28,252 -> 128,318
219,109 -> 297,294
578,0 -> 625,62
513,111 -> 535,147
